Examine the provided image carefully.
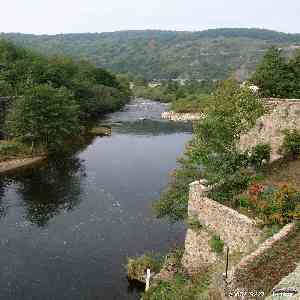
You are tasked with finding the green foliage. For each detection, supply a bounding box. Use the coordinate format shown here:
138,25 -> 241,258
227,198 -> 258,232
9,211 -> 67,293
0,39 -> 130,121
171,94 -> 213,113
6,84 -> 80,151
186,216 -> 203,232
0,140 -> 33,161
233,195 -> 252,209
133,80 -> 217,110
251,47 -> 300,98
247,184 -> 300,225
127,253 -> 163,281
210,235 -> 224,254
153,155 -> 201,221
2,29 -> 300,81
280,129 -> 300,158
190,79 -> 264,201
249,144 -> 271,169
142,273 -> 211,300
0,39 -> 130,154
155,79 -> 265,220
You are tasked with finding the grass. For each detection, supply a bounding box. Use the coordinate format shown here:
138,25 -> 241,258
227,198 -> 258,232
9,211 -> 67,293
142,272 -> 211,300
127,253 -> 163,282
209,235 -> 224,255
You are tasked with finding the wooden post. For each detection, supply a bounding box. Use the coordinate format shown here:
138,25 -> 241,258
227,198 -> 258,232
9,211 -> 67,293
145,268 -> 151,291
225,246 -> 229,279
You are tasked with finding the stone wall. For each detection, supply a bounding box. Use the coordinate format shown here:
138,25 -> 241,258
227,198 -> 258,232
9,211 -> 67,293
227,223 -> 299,298
182,181 -> 262,273
266,263 -> 300,300
240,99 -> 300,162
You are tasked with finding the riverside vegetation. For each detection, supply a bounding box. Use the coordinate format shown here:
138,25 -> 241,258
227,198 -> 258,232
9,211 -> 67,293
133,79 -> 217,113
0,39 -> 131,161
134,48 -> 300,299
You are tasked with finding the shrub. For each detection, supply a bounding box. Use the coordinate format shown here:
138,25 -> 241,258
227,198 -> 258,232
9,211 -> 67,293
210,235 -> 224,254
153,155 -> 201,222
186,216 -> 203,232
209,172 -> 252,203
248,184 -> 300,225
127,253 -> 163,282
249,144 -> 271,169
280,129 -> 300,158
233,195 -> 251,208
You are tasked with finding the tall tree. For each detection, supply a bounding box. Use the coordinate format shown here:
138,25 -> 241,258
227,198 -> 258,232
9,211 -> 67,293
251,46 -> 288,97
6,84 -> 80,151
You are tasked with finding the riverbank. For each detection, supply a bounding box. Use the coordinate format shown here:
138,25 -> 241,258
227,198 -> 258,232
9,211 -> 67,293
161,111 -> 204,122
0,156 -> 46,174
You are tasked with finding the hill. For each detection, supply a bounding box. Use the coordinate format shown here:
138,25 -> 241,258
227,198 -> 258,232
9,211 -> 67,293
1,28 -> 300,80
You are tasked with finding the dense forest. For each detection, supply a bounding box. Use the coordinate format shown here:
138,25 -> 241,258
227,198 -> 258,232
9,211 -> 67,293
1,28 -> 300,81
0,39 -> 131,153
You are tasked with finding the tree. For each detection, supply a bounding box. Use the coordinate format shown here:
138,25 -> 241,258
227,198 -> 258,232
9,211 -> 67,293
6,84 -> 80,151
190,79 -> 265,200
287,49 -> 300,98
251,46 -> 290,97
154,79 -> 265,220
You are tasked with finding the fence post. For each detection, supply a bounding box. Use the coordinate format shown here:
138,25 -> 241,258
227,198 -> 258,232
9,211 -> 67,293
145,268 -> 151,291
225,246 -> 229,280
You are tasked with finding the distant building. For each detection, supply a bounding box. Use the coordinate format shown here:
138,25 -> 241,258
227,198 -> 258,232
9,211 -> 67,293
148,82 -> 161,88
241,82 -> 260,94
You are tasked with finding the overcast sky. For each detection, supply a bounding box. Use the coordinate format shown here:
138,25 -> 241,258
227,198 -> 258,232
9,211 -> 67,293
1,0 -> 300,35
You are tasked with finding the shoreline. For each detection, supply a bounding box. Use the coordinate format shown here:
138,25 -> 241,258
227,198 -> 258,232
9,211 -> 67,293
0,156 -> 46,174
161,111 -> 203,122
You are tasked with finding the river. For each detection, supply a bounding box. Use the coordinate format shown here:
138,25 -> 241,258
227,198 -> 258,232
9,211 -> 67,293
0,98 -> 193,300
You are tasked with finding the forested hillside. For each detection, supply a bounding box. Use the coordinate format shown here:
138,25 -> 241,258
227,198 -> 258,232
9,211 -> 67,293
1,28 -> 300,80
0,40 -> 130,152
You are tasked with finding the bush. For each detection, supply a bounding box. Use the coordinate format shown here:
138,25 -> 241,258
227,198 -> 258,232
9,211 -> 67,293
250,144 -> 271,169
233,195 -> 252,208
210,235 -> 224,254
209,172 -> 252,203
248,184 -> 300,225
127,253 -> 163,282
280,130 -> 300,158
186,216 -> 203,232
153,155 -> 201,222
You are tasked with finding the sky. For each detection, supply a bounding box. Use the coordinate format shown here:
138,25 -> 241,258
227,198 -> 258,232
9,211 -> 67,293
1,0 -> 300,35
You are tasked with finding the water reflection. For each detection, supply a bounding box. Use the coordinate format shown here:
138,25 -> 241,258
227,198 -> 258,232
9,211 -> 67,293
0,98 -> 190,300
1,156 -> 86,227
110,120 -> 192,136
0,180 -> 6,218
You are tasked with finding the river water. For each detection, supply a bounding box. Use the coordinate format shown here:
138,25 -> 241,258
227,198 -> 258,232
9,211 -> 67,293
0,98 -> 193,300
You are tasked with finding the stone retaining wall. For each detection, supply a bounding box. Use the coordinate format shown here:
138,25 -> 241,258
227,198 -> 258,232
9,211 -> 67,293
266,263 -> 300,300
240,99 -> 300,162
182,181 -> 262,273
227,223 -> 299,298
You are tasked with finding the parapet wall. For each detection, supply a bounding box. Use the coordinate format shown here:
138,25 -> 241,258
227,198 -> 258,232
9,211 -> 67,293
240,99 -> 300,162
266,262 -> 300,300
227,223 -> 299,298
188,181 -> 262,252
182,181 -> 262,273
